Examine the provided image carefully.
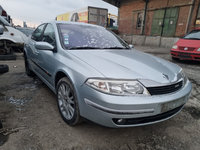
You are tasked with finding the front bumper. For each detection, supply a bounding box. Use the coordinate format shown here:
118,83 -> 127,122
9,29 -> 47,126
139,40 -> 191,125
79,80 -> 192,128
171,49 -> 200,61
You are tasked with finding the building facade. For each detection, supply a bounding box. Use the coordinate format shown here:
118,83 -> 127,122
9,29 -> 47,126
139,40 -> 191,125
104,0 -> 200,47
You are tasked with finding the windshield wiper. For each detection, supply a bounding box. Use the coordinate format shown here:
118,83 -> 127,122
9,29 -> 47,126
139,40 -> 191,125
103,47 -> 128,49
69,46 -> 129,50
69,47 -> 101,50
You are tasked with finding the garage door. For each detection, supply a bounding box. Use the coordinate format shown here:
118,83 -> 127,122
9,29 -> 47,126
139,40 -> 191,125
151,7 -> 179,37
151,9 -> 165,36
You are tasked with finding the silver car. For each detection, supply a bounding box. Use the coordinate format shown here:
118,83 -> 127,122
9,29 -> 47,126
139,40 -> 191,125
24,21 -> 192,128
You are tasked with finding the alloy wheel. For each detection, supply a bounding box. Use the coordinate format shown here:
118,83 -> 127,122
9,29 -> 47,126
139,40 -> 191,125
57,83 -> 75,120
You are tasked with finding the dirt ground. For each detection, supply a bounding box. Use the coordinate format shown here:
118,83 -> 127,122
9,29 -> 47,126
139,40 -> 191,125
0,46 -> 200,150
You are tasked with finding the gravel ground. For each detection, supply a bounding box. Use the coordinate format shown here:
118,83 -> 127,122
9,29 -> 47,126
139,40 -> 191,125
0,47 -> 200,150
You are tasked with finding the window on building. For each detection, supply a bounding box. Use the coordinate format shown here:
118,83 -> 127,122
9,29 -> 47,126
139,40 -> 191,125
136,12 -> 143,28
196,5 -> 200,25
197,5 -> 200,18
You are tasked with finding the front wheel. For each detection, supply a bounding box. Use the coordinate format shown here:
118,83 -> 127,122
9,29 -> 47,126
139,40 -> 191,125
56,77 -> 81,126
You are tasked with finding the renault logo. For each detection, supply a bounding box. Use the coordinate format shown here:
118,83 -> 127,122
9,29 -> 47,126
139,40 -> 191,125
163,74 -> 169,80
184,47 -> 188,51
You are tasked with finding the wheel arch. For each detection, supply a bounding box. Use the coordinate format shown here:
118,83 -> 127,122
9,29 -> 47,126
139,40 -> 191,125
54,70 -> 74,90
0,38 -> 17,44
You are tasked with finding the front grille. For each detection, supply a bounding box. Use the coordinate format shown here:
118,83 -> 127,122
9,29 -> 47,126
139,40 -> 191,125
194,57 -> 200,60
179,46 -> 195,51
112,105 -> 183,125
146,81 -> 183,95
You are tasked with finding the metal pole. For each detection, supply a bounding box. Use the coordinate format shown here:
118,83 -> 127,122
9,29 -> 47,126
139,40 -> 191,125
186,0 -> 195,33
160,0 -> 169,37
142,0 -> 149,35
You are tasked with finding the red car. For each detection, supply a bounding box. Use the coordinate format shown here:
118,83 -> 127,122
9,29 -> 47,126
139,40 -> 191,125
171,28 -> 200,61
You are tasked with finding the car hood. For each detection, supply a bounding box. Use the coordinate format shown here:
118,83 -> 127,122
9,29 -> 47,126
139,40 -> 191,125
69,49 -> 181,85
0,26 -> 28,44
176,39 -> 200,47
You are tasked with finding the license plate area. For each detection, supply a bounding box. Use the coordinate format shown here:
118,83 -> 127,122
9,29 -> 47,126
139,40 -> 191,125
161,97 -> 186,113
178,53 -> 191,58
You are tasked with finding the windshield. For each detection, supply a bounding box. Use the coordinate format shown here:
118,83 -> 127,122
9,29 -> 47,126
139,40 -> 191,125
57,23 -> 129,50
183,30 -> 200,40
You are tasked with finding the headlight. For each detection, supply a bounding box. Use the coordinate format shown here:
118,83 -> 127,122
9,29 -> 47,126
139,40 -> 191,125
172,45 -> 178,49
180,70 -> 187,85
86,79 -> 150,96
197,48 -> 200,52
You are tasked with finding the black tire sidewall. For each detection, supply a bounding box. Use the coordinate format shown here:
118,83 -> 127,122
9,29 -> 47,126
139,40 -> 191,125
172,57 -> 179,61
0,65 -> 9,73
0,55 -> 16,61
56,77 -> 80,126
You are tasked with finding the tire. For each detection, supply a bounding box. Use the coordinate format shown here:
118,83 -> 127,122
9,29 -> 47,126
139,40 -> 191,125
56,77 -> 81,126
0,64 -> 9,74
24,54 -> 35,77
0,121 -> 2,129
0,55 -> 16,60
172,57 -> 179,61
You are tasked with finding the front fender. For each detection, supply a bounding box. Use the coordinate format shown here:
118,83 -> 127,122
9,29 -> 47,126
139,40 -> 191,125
0,37 -> 17,44
54,68 -> 76,88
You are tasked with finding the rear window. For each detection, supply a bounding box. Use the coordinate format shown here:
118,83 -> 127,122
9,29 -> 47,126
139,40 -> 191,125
183,30 -> 200,40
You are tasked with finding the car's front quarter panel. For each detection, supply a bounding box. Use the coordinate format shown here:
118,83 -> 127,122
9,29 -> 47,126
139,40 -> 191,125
53,49 -> 105,85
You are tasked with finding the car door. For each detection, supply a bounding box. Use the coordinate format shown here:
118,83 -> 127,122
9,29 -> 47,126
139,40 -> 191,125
29,24 -> 46,73
36,23 -> 57,85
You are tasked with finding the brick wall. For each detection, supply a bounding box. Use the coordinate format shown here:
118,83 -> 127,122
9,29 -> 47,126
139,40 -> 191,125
175,6 -> 190,37
148,0 -> 168,10
145,11 -> 153,36
118,0 -> 144,35
118,0 -> 199,37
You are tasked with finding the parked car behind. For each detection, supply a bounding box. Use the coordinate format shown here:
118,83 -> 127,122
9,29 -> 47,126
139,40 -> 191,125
24,21 -> 192,128
16,27 -> 34,37
171,28 -> 200,61
0,5 -> 7,21
0,5 -> 11,23
0,16 -> 27,54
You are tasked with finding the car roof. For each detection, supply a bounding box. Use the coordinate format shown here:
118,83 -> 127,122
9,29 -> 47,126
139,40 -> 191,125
48,20 -> 104,28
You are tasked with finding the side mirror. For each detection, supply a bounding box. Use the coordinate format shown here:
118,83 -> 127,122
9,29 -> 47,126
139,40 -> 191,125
129,44 -> 134,49
35,42 -> 54,51
0,25 -> 4,35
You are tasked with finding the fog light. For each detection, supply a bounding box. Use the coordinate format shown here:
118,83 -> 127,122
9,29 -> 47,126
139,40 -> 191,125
117,118 -> 126,125
117,119 -> 123,123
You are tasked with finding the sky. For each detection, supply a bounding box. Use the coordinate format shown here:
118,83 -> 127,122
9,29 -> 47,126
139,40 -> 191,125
0,0 -> 118,26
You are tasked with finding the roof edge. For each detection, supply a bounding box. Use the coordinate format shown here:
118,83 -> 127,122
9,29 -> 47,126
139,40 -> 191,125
103,0 -> 121,7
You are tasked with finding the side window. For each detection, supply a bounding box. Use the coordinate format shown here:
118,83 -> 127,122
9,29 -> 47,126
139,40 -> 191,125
42,24 -> 56,47
31,24 -> 46,41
